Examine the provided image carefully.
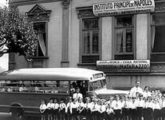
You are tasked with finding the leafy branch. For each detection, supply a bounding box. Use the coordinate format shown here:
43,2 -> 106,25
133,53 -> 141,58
0,7 -> 38,60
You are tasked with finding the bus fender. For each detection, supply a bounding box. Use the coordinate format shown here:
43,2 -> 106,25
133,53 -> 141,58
9,103 -> 24,117
86,91 -> 96,98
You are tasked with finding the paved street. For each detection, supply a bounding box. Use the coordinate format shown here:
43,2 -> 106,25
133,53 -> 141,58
0,112 -> 39,120
0,112 -> 12,120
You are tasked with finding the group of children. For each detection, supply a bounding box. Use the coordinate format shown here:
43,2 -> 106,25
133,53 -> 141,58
39,88 -> 165,120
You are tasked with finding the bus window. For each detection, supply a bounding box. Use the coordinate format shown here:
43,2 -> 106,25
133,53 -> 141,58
42,81 -> 69,94
100,79 -> 106,88
59,81 -> 69,93
0,81 -> 6,92
0,80 -> 69,94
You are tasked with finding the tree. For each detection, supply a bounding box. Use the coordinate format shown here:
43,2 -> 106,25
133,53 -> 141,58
0,7 -> 38,61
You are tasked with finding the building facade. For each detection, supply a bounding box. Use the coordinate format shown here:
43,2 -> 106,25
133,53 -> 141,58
9,0 -> 165,90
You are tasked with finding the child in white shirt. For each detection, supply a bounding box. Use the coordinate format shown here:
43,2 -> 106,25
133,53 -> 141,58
106,103 -> 114,120
59,99 -> 66,120
53,99 -> 59,120
47,99 -> 54,120
40,99 -> 47,120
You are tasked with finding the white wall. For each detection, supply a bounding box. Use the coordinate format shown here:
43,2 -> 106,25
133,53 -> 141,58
108,75 -> 165,91
102,17 -> 113,60
141,76 -> 165,89
45,2 -> 63,68
108,76 -> 136,89
136,14 -> 148,60
0,54 -> 9,71
68,1 -> 80,67
17,2 -> 63,68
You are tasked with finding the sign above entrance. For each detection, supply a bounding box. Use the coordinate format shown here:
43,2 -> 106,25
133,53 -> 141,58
93,0 -> 155,16
97,60 -> 150,72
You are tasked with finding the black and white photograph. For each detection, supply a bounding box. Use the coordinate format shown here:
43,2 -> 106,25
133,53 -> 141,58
0,0 -> 164,120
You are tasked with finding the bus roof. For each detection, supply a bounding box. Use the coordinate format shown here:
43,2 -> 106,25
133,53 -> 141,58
0,68 -> 105,81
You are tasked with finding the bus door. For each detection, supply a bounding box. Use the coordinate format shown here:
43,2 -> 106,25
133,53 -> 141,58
69,80 -> 88,97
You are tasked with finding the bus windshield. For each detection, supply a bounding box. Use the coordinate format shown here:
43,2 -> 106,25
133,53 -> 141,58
89,79 -> 106,91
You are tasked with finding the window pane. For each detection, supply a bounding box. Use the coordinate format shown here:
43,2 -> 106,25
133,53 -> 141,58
92,31 -> 99,54
83,31 -> 90,54
89,80 -> 103,91
115,15 -> 134,60
116,29 -> 124,53
33,22 -> 46,57
126,30 -> 133,52
153,26 -> 165,52
151,13 -> 165,62
83,18 -> 98,29
151,54 -> 165,62
81,18 -> 99,63
117,16 -> 132,27
116,29 -> 133,53
34,22 -> 45,32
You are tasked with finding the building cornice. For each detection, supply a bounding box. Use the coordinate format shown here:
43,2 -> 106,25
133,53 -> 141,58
9,0 -> 63,6
26,4 -> 51,22
76,6 -> 95,19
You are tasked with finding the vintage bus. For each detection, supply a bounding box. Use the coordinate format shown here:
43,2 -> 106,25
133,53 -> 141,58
0,68 -> 108,119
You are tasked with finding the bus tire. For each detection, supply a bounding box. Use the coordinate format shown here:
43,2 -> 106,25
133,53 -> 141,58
10,104 -> 24,120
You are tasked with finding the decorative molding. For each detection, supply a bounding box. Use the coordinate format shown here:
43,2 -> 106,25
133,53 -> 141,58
62,0 -> 70,9
76,6 -> 95,19
9,0 -> 62,7
61,0 -> 70,67
26,4 -> 51,22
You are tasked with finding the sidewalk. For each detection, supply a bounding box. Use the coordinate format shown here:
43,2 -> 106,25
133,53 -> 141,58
0,112 -> 12,120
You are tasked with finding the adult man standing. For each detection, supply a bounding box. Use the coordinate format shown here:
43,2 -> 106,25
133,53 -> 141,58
129,81 -> 143,98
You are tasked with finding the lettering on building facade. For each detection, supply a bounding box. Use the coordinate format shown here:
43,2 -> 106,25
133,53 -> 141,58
97,60 -> 150,72
93,0 -> 155,16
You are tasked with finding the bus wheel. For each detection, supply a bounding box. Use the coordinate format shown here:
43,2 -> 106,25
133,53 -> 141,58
11,111 -> 23,120
10,104 -> 24,120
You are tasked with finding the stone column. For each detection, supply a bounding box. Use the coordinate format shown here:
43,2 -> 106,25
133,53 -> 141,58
61,0 -> 70,67
101,17 -> 113,60
101,17 -> 113,89
136,14 -> 148,59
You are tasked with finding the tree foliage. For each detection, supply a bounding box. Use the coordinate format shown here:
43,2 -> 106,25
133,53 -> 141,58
0,7 -> 38,59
